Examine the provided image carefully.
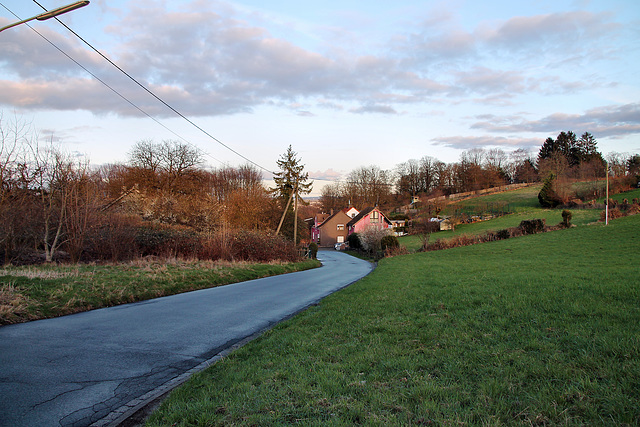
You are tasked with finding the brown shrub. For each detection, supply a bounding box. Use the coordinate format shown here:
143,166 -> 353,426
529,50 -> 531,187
626,204 -> 640,216
230,230 -> 299,262
384,245 -> 409,258
519,219 -> 546,235
494,229 -> 512,240
85,214 -> 139,262
198,233 -> 233,261
600,208 -> 624,222
426,234 -> 480,251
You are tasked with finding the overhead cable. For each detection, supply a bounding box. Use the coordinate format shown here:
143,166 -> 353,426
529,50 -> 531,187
31,0 -> 275,176
0,2 -> 225,166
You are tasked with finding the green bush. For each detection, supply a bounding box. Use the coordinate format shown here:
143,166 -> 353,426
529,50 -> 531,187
347,233 -> 361,250
538,173 -> 562,208
308,242 -> 318,259
380,235 -> 399,250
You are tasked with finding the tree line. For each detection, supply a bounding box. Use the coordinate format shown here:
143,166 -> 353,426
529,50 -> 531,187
320,132 -> 639,212
0,115 -> 296,264
2,111 -> 639,265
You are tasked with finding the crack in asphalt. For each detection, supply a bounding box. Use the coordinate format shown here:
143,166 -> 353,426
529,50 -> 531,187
57,356 -> 207,426
30,384 -> 88,411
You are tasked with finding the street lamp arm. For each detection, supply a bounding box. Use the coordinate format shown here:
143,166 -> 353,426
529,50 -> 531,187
36,1 -> 90,21
0,1 -> 89,33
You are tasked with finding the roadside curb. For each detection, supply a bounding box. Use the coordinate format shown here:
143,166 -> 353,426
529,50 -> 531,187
90,331 -> 263,427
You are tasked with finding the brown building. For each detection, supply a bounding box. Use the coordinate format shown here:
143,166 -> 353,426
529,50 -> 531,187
317,210 -> 352,247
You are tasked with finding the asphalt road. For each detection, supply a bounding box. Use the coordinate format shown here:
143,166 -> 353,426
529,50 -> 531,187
0,251 -> 372,427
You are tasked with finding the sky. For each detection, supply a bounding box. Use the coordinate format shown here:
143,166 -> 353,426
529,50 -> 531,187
1,0 -> 639,192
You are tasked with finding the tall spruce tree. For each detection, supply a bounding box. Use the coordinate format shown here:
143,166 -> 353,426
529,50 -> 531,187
271,145 -> 313,242
272,145 -> 312,202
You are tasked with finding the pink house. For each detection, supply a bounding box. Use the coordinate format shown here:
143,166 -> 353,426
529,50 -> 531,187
310,213 -> 330,243
347,206 -> 392,235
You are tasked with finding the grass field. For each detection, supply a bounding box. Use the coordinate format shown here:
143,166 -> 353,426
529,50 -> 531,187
147,214 -> 640,426
400,209 -> 602,252
605,187 -> 640,203
442,184 -> 543,214
398,184 -> 628,253
0,258 -> 320,325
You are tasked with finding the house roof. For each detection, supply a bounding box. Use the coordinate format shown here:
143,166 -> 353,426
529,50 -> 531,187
314,213 -> 331,226
347,206 -> 391,227
317,210 -> 350,228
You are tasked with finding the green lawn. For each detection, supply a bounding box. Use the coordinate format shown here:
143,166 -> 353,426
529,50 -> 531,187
605,187 -> 640,203
147,214 -> 640,426
0,259 -> 320,325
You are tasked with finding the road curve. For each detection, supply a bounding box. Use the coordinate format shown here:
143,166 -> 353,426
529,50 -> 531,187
0,251 -> 372,427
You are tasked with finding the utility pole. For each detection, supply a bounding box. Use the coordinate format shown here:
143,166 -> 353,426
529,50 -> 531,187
293,183 -> 298,245
605,160 -> 609,226
275,187 -> 294,236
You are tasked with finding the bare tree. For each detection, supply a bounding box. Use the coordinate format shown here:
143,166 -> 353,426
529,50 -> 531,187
606,152 -> 629,177
320,182 -> 345,212
0,113 -> 34,261
29,142 -> 76,262
128,139 -> 204,192
63,163 -> 102,262
395,159 -> 422,199
358,225 -> 392,254
344,165 -> 392,208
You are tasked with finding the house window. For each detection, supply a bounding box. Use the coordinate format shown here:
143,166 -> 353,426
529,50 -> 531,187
337,224 -> 344,230
370,211 -> 379,223
337,236 -> 344,243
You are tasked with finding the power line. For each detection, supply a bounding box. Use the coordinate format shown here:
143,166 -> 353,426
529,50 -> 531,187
31,0 -> 275,176
0,2 -> 226,167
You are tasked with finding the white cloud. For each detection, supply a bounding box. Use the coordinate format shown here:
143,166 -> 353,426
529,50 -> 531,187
432,135 -> 540,150
0,0 -> 636,172
4,4 -> 621,119
470,103 -> 640,138
349,104 -> 398,115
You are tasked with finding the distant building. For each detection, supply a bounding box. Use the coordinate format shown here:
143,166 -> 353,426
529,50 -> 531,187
316,210 -> 352,247
347,206 -> 392,235
389,219 -> 408,236
310,213 -> 331,243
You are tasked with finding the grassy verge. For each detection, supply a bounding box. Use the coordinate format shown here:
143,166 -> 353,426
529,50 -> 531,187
147,214 -> 640,426
0,258 -> 320,325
